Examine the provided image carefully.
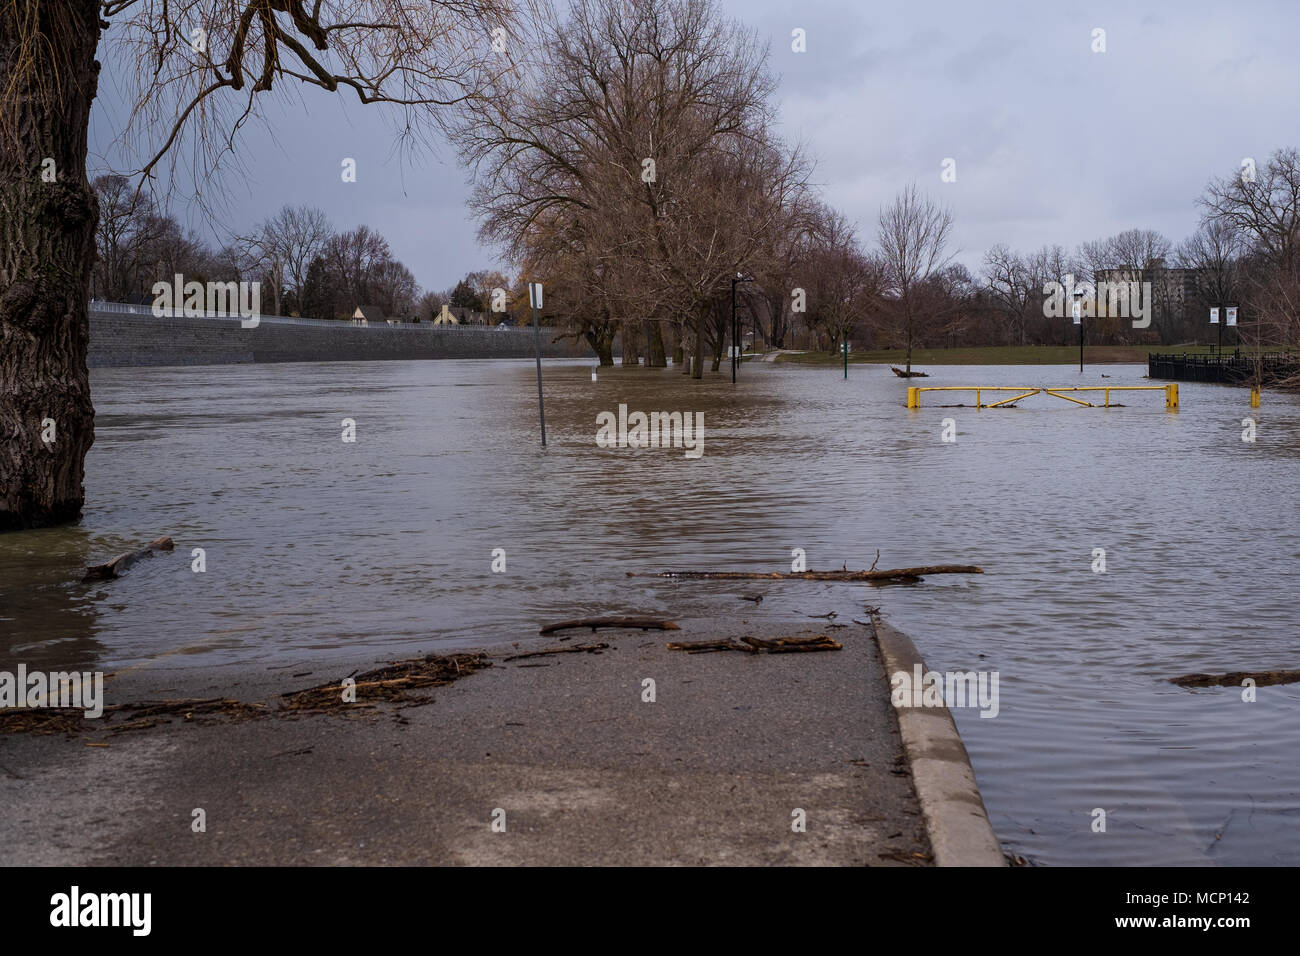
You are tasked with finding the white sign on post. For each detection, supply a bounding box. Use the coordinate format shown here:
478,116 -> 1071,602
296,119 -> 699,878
529,282 -> 543,309
1072,301 -> 1081,325
1210,307 -> 1220,324
1226,307 -> 1238,326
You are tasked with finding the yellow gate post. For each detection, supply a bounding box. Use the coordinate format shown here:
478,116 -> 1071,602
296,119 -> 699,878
1250,387 -> 1261,408
1165,383 -> 1178,409
907,387 -> 919,408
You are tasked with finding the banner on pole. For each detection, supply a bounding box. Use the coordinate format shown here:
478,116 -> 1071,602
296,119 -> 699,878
1210,307 -> 1219,324
1226,307 -> 1238,326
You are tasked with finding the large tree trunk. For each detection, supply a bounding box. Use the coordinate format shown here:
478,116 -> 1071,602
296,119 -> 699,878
691,312 -> 704,379
673,318 -> 685,368
272,262 -> 283,317
621,319 -> 640,367
584,327 -> 615,366
645,320 -> 666,367
1,1 -> 101,529
710,304 -> 726,371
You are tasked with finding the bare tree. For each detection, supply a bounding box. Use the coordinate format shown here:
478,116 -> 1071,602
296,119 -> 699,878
371,259 -> 419,318
260,205 -> 334,315
791,204 -> 879,352
1200,148 -> 1300,270
876,183 -> 954,373
982,244 -> 1034,346
1176,221 -> 1243,344
457,0 -> 810,376
1199,148 -> 1300,367
92,174 -> 152,300
751,195 -> 818,348
1107,228 -> 1172,270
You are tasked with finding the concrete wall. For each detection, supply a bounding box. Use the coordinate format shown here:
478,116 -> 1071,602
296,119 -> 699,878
88,309 -> 594,368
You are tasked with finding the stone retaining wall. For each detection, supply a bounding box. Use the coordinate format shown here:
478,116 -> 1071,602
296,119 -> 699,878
88,310 -> 594,368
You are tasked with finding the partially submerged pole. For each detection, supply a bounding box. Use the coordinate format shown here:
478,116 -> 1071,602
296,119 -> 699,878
529,282 -> 547,447
731,278 -> 738,384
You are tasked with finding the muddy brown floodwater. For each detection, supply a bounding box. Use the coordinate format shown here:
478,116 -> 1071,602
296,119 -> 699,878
2,357 -> 1298,865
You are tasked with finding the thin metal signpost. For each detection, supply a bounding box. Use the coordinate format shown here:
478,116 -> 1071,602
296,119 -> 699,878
1211,307 -> 1238,355
529,281 -> 547,447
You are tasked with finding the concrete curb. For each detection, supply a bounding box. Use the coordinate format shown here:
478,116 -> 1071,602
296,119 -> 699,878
871,618 -> 1006,867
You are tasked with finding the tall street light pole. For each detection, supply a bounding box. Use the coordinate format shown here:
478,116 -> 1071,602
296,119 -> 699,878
1073,289 -> 1085,374
529,281 -> 547,447
731,274 -> 753,384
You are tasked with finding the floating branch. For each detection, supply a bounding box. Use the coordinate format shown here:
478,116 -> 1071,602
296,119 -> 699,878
668,635 -> 842,654
741,635 -> 842,653
539,616 -> 680,635
666,639 -> 755,654
1170,669 -> 1300,688
83,536 -> 174,581
504,642 -> 610,661
628,566 -> 982,583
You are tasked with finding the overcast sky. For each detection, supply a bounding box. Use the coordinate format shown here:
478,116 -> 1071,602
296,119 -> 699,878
88,0 -> 1300,293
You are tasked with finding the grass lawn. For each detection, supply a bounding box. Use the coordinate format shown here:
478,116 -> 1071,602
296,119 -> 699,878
768,344 -> 1290,366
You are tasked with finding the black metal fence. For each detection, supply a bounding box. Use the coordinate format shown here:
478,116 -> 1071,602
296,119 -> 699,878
1148,352 -> 1299,385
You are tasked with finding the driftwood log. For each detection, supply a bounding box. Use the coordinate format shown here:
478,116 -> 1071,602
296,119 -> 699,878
83,536 -> 174,581
504,642 -> 610,662
539,617 -> 680,635
741,635 -> 842,653
628,566 -> 981,583
667,634 -> 841,655
666,639 -> 754,654
1170,669 -> 1300,688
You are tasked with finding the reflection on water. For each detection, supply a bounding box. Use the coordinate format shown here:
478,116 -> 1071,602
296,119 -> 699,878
1,357 -> 1297,866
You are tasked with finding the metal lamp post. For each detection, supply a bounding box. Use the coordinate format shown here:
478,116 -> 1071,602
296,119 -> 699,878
529,281 -> 546,447
731,274 -> 754,384
1073,287 -> 1086,373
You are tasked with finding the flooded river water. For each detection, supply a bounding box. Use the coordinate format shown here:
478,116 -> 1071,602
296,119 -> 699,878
2,357 -> 1297,865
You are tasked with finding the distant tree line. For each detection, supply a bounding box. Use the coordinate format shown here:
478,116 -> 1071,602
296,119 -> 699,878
92,180 -> 429,320
91,176 -> 540,325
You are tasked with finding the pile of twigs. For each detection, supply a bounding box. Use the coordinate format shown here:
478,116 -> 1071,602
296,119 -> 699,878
281,652 -> 491,713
